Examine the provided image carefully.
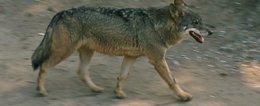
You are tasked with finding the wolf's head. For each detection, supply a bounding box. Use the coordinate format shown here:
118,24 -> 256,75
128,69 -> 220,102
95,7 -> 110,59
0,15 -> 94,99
169,0 -> 212,43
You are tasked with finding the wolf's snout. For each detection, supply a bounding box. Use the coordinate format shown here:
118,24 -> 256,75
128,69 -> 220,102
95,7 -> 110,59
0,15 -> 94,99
189,31 -> 204,43
207,29 -> 213,36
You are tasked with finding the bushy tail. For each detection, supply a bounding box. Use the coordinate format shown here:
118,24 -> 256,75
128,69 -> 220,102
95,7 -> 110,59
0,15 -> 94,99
31,11 -> 65,70
31,28 -> 53,70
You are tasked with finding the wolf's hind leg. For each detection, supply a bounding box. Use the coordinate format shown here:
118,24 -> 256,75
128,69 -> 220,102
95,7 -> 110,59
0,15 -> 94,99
37,66 -> 48,96
114,56 -> 137,98
36,49 -> 74,96
77,48 -> 104,93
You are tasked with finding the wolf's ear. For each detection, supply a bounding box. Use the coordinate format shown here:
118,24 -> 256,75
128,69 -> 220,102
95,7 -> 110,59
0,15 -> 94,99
174,0 -> 185,6
169,3 -> 184,18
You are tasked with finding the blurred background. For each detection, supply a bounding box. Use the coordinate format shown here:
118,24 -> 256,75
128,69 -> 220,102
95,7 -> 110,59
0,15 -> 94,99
0,0 -> 259,106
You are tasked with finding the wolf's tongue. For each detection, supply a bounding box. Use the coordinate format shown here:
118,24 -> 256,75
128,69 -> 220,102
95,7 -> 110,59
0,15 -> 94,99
189,31 -> 204,43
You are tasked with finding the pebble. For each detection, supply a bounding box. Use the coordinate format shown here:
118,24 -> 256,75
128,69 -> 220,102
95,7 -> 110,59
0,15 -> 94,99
196,56 -> 202,62
219,46 -> 234,53
184,56 -> 190,60
249,49 -> 259,53
220,60 -> 226,63
69,60 -> 76,62
181,55 -> 186,57
168,54 -> 175,57
192,46 -> 198,49
227,55 -> 232,58
209,95 -> 216,98
172,60 -> 180,66
192,49 -> 200,53
220,30 -> 226,33
25,80 -> 36,84
167,55 -> 174,59
112,99 -> 121,102
47,7 -> 56,12
253,86 -> 260,88
234,2 -> 241,5
196,56 -> 202,59
38,33 -> 45,36
224,64 -> 231,67
203,54 -> 210,57
180,55 -> 190,60
248,24 -> 254,27
217,34 -> 224,37
210,70 -> 216,72
219,72 -> 228,77
253,65 -> 259,69
214,51 -> 223,55
242,41 -> 248,44
208,64 -> 215,68
240,71 -> 246,74
26,13 -> 33,17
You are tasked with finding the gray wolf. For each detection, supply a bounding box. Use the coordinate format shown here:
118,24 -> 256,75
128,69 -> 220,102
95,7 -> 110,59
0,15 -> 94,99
31,0 -> 211,101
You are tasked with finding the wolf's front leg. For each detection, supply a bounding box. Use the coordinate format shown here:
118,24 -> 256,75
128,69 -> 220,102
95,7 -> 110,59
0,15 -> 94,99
149,56 -> 192,101
114,56 -> 137,98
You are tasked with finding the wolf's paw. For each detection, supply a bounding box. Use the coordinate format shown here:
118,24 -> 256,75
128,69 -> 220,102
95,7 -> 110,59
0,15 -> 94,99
114,90 -> 127,99
39,90 -> 48,96
177,91 -> 192,101
37,87 -> 48,96
90,86 -> 104,93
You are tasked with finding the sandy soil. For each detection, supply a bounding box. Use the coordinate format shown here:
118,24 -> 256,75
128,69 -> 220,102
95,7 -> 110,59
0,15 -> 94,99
0,0 -> 259,106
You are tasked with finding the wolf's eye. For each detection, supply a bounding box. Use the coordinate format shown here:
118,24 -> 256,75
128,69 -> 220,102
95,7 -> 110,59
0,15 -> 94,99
193,20 -> 199,25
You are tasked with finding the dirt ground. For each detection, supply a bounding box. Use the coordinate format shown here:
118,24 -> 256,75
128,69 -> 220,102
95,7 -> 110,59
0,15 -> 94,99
0,0 -> 259,106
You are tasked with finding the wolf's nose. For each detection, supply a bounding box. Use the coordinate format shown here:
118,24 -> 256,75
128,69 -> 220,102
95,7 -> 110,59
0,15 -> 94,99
207,29 -> 213,36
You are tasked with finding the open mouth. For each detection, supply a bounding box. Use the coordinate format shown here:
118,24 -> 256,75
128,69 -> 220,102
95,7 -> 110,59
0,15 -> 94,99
189,31 -> 204,43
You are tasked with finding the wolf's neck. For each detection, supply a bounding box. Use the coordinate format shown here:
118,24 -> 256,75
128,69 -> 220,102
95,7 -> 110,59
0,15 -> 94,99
148,6 -> 183,47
